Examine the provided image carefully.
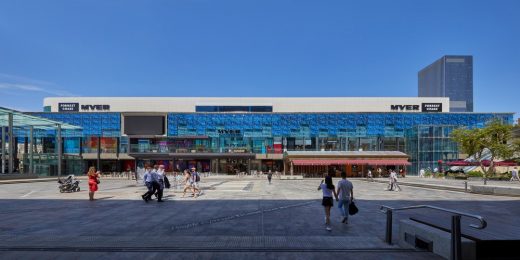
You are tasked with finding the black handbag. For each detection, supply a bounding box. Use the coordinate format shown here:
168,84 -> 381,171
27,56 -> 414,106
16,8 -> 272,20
348,200 -> 359,215
164,176 -> 171,189
96,178 -> 100,184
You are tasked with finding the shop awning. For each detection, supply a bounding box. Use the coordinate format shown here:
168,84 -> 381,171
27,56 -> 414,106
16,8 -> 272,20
446,160 -> 518,167
291,159 -> 410,166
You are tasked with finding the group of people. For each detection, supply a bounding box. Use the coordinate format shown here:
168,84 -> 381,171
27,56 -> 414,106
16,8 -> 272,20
318,172 -> 354,231
141,164 -> 169,202
386,169 -> 401,191
182,167 -> 203,198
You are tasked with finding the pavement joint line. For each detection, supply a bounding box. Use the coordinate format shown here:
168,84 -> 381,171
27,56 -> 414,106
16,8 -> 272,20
0,246 -> 424,253
170,201 -> 315,232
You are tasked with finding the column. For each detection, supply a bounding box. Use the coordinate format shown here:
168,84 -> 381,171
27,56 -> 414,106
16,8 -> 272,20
1,127 -> 5,174
29,126 -> 34,174
57,124 -> 62,177
248,158 -> 251,175
97,136 -> 101,171
8,113 -> 14,174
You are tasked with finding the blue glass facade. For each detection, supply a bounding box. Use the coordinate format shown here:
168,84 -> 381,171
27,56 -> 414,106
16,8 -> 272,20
30,112 -> 513,175
167,113 -> 509,138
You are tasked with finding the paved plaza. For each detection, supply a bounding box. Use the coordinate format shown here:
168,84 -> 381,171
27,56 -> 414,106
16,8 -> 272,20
1,176 -> 520,259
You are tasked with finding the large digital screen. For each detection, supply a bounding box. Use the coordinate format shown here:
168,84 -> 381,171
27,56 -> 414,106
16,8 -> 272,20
124,116 -> 165,135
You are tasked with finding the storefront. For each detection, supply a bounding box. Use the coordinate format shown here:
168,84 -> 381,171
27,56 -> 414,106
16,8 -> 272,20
284,151 -> 411,177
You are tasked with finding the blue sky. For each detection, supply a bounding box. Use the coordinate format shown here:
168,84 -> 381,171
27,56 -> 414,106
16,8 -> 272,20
0,0 -> 518,118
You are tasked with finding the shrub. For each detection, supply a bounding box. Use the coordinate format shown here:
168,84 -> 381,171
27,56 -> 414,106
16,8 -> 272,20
467,171 -> 483,177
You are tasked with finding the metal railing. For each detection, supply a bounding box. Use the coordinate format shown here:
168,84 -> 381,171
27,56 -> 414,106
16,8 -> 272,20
380,205 -> 487,260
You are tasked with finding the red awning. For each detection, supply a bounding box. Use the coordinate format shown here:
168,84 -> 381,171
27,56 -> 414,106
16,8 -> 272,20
446,160 -> 518,167
291,159 -> 410,166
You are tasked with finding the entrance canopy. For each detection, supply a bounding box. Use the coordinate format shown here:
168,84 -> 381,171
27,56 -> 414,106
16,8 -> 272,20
292,159 -> 410,166
0,107 -> 81,131
285,151 -> 410,166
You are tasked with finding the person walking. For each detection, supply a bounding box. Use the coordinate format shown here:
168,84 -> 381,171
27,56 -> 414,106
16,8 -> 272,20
389,170 -> 401,191
419,168 -> 425,178
156,165 -> 165,202
367,169 -> 373,181
141,164 -> 155,202
377,167 -> 382,178
336,171 -> 354,224
318,176 -> 338,231
267,170 -> 273,184
182,169 -> 193,198
87,167 -> 100,201
190,167 -> 202,197
511,167 -> 519,182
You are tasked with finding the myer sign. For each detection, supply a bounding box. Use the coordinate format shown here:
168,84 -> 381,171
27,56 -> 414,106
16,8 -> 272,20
390,103 -> 442,112
390,104 -> 420,111
80,104 -> 110,111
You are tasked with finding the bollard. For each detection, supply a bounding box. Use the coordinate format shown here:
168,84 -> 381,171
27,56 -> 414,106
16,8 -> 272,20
385,209 -> 393,244
484,178 -> 487,185
464,181 -> 468,192
451,215 -> 462,260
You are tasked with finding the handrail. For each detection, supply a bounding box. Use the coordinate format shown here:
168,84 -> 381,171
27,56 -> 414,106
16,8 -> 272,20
380,204 -> 487,260
380,205 -> 487,229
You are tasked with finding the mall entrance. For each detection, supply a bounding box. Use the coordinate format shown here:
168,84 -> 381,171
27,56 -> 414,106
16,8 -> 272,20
129,152 -> 256,175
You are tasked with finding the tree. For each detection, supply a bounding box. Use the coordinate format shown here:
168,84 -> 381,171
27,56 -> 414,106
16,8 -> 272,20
451,120 -> 516,180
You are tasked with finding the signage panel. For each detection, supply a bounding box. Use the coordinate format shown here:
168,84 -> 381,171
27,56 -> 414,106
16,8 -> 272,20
58,103 -> 79,112
421,103 -> 442,112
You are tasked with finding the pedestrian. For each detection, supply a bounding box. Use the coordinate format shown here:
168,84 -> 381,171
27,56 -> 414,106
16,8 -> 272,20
155,165 -> 165,202
182,169 -> 193,197
367,168 -> 373,181
419,168 -> 425,178
87,167 -> 100,201
388,170 -> 401,191
267,170 -> 273,184
190,167 -> 202,197
336,171 -> 354,224
141,164 -> 155,202
377,167 -> 382,178
318,176 -> 338,231
511,167 -> 519,182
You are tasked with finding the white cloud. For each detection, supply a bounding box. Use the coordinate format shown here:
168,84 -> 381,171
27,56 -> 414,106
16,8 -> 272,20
0,73 -> 76,96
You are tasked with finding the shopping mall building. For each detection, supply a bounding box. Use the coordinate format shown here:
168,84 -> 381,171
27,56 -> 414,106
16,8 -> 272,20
22,97 -> 513,177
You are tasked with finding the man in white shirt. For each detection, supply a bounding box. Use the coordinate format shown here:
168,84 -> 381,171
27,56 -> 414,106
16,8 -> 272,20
336,172 -> 354,224
156,165 -> 165,202
419,168 -> 425,178
367,169 -> 373,181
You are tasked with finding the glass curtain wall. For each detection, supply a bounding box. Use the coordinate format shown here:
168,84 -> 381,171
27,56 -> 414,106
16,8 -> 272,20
405,125 -> 459,175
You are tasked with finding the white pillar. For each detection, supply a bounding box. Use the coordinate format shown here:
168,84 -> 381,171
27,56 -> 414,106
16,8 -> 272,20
57,124 -> 62,177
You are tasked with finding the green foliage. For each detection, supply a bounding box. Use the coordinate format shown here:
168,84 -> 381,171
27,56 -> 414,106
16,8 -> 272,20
466,171 -> 483,177
451,120 -> 515,179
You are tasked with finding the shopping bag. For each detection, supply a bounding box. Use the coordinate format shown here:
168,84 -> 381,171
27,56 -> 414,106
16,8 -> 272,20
348,200 -> 359,215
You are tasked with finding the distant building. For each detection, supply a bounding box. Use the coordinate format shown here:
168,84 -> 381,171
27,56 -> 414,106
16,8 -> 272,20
418,55 -> 473,112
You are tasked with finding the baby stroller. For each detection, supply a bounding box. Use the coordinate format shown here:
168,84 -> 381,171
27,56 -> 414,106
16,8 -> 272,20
58,175 -> 80,193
